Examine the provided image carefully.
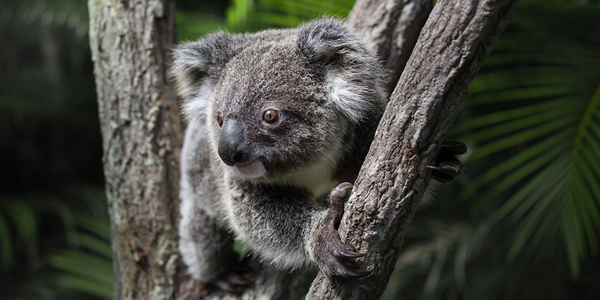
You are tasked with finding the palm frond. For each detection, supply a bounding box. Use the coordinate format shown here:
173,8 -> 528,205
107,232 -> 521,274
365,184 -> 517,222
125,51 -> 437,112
231,0 -> 354,30
176,11 -> 229,41
0,199 -> 38,260
1,0 -> 89,36
453,25 -> 600,276
0,192 -> 112,299
48,213 -> 113,300
382,220 -> 491,300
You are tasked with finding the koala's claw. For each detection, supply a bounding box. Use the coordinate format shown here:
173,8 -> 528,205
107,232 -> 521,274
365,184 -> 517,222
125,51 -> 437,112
442,140 -> 467,155
347,266 -> 374,278
313,182 -> 372,278
427,140 -> 466,183
212,276 -> 248,295
226,272 -> 251,286
340,249 -> 368,258
427,162 -> 462,176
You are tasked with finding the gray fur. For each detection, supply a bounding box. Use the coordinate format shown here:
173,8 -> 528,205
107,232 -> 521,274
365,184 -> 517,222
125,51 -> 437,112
170,18 -> 386,283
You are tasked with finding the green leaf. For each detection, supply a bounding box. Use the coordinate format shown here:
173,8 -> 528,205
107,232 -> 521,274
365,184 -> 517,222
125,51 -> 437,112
465,116 -> 576,161
77,216 -> 111,240
3,199 -> 37,258
76,232 -> 112,258
49,250 -> 113,286
49,201 -> 79,247
55,274 -> 113,299
452,98 -> 579,133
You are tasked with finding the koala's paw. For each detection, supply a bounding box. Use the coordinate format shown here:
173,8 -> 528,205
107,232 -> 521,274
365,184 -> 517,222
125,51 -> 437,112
427,140 -> 467,183
208,258 -> 259,295
313,183 -> 373,278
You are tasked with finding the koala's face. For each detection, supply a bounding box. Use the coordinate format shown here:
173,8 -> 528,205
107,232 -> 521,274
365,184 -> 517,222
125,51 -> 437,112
209,41 -> 346,181
171,19 -> 386,185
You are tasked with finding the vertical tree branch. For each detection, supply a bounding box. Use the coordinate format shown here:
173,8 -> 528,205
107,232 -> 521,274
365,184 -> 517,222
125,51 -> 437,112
308,0 -> 518,299
348,0 -> 433,92
88,0 -> 186,299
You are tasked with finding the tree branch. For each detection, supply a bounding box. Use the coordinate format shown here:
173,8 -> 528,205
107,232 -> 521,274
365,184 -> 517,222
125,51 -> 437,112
348,0 -> 433,92
307,0 -> 518,299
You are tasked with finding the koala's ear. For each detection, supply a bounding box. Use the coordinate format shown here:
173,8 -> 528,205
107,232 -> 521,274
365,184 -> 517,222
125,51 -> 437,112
296,18 -> 368,65
169,32 -> 237,118
297,18 -> 387,124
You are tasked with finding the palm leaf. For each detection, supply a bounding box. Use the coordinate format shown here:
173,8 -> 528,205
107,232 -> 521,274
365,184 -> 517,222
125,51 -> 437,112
453,25 -> 600,276
229,0 -> 354,30
49,215 -> 113,300
1,199 -> 38,259
2,0 -> 89,36
50,249 -> 113,299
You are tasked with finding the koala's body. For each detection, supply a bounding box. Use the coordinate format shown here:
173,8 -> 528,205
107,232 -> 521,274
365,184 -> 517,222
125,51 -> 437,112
171,18 -> 465,288
171,18 -> 386,285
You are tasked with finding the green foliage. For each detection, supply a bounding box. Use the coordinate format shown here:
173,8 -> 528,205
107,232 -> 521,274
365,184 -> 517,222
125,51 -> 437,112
176,0 -> 355,41
454,2 -> 600,274
0,0 -> 89,36
1,0 -> 111,299
49,216 -> 113,299
0,200 -> 38,273
234,0 -> 355,28
0,190 -> 113,300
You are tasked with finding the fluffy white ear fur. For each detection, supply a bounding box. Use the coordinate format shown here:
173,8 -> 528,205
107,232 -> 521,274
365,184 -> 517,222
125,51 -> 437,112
297,18 -> 387,124
181,78 -> 213,120
326,72 -> 375,124
169,42 -> 215,120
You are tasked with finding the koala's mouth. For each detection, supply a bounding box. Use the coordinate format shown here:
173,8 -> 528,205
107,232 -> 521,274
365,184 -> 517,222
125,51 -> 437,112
235,158 -> 267,179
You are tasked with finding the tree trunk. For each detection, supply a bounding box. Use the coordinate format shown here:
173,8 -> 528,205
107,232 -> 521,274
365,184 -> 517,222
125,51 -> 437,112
87,0 -> 187,299
88,0 -> 516,299
307,0 -> 518,299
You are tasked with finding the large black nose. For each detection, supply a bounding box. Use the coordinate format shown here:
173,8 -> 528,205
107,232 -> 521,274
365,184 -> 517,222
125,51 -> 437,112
218,119 -> 249,166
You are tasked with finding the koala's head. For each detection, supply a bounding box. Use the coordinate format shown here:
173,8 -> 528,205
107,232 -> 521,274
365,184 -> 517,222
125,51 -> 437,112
170,18 -> 386,182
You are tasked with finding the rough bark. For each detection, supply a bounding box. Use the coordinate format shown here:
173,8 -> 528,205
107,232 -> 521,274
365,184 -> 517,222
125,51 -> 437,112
87,0 -> 185,299
348,0 -> 433,93
307,0 -> 518,299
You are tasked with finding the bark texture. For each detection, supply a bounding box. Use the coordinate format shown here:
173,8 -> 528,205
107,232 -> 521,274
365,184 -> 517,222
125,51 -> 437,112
87,0 -> 185,299
307,0 -> 518,299
348,0 -> 433,93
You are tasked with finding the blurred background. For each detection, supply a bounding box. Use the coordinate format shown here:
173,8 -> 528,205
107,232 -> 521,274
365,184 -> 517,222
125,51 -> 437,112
0,0 -> 598,299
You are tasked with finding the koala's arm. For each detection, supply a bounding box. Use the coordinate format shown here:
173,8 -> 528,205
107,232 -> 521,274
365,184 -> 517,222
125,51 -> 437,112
178,119 -> 239,283
226,180 -> 370,277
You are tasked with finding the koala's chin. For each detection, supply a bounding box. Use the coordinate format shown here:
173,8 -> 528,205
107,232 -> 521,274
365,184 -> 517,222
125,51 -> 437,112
234,158 -> 267,179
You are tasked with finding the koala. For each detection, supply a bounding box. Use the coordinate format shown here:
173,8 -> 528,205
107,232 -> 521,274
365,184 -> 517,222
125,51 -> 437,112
170,18 -> 465,292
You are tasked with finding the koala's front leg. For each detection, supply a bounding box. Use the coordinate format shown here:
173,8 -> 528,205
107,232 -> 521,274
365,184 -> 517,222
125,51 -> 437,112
313,183 -> 373,278
178,200 -> 247,290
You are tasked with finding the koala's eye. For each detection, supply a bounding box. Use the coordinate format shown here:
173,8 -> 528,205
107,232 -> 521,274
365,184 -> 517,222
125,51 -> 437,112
263,109 -> 278,124
216,113 -> 223,127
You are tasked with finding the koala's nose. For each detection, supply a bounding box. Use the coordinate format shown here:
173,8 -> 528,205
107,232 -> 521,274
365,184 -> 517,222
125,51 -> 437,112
218,119 -> 248,166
